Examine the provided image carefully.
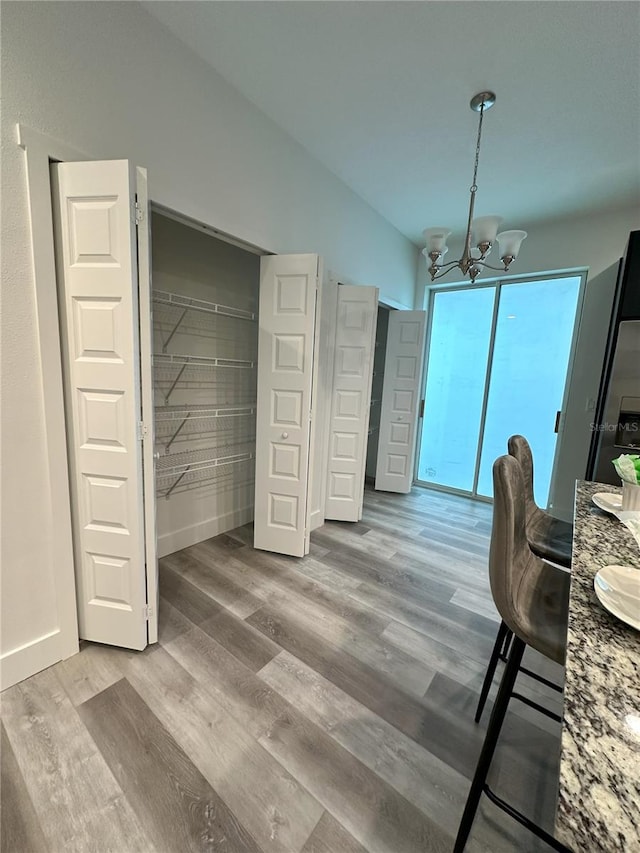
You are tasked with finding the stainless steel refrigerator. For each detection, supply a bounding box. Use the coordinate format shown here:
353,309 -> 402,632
587,231 -> 640,485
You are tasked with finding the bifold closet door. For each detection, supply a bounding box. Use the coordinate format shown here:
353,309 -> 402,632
375,310 -> 427,493
135,166 -> 158,643
254,254 -> 320,557
51,159 -> 157,650
325,285 -> 378,521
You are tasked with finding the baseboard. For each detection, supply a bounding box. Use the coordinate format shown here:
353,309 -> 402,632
1,628 -> 78,692
309,507 -> 324,531
157,505 -> 255,557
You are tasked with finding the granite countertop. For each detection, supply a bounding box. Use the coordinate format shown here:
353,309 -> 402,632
556,481 -> 640,852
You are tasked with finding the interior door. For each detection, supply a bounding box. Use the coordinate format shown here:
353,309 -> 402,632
375,310 -> 427,493
325,284 -> 378,521
254,254 -> 320,557
52,159 -> 154,650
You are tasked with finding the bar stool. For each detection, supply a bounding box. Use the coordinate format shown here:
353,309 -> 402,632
508,434 -> 573,569
475,435 -> 573,723
454,455 -> 571,853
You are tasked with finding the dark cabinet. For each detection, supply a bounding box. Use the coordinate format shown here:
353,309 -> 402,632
619,230 -> 640,320
586,229 -> 640,480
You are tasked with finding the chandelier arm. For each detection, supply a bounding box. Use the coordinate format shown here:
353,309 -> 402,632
434,259 -> 461,272
474,261 -> 508,272
431,266 -> 464,281
430,262 -> 461,279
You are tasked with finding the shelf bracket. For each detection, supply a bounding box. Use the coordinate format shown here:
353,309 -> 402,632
164,465 -> 191,499
164,362 -> 188,405
165,412 -> 191,452
162,308 -> 188,353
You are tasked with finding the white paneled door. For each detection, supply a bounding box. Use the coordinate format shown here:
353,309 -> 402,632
375,310 -> 427,493
325,285 -> 378,521
254,254 -> 320,557
52,159 -> 157,650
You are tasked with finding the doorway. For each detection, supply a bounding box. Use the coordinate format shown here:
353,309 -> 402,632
365,304 -> 391,482
416,273 -> 584,505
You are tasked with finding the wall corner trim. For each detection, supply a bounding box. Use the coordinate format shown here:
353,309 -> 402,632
9,123 -> 85,688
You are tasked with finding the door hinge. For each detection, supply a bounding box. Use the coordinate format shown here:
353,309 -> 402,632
134,201 -> 145,226
419,399 -> 425,419
143,604 -> 153,621
137,420 -> 149,441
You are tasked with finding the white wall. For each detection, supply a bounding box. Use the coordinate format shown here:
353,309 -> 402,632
0,1 -> 417,680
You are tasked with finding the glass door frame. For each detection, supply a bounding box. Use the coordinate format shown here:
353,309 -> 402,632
414,268 -> 588,503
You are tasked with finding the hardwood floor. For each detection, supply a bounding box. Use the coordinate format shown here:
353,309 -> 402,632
1,486 -> 564,852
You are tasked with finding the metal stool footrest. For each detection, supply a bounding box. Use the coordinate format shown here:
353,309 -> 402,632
511,691 -> 563,723
482,783 -> 573,852
518,664 -> 563,692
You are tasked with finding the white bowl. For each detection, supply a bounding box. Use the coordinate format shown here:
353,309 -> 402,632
594,564 -> 640,630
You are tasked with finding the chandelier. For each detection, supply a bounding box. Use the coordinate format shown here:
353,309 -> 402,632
422,91 -> 527,283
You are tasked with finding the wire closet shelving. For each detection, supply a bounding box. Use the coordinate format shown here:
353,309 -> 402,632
152,288 -> 258,499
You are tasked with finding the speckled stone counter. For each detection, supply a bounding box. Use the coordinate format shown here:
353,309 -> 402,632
556,481 -> 640,852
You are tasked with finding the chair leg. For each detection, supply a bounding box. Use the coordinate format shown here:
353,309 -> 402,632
454,636 -> 526,853
500,628 -> 513,661
475,620 -> 510,723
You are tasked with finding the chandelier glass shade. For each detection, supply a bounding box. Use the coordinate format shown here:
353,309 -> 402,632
422,92 -> 527,283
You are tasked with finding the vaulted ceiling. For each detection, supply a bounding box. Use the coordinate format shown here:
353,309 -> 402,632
144,1 -> 640,245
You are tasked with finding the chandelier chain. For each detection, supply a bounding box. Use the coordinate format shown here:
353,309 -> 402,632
470,100 -> 485,194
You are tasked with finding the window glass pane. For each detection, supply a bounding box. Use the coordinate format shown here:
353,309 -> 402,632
417,287 -> 494,491
476,276 -> 581,502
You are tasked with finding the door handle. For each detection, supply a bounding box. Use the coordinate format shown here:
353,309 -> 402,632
281,432 -> 289,439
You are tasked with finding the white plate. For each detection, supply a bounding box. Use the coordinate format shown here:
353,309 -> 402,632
592,492 -> 622,514
594,564 -> 640,630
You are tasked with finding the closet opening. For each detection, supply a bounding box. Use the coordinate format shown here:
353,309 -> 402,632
149,208 -> 264,558
365,304 -> 391,483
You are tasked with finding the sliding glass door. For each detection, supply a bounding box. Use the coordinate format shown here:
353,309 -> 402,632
417,287 -> 494,491
416,274 -> 583,505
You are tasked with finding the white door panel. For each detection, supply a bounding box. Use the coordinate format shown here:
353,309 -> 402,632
325,285 -> 378,521
375,310 -> 427,493
52,160 -> 149,650
135,167 -> 158,643
254,254 -> 319,557
308,278 -> 337,531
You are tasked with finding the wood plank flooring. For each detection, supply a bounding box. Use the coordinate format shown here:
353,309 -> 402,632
1,486 -> 564,852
